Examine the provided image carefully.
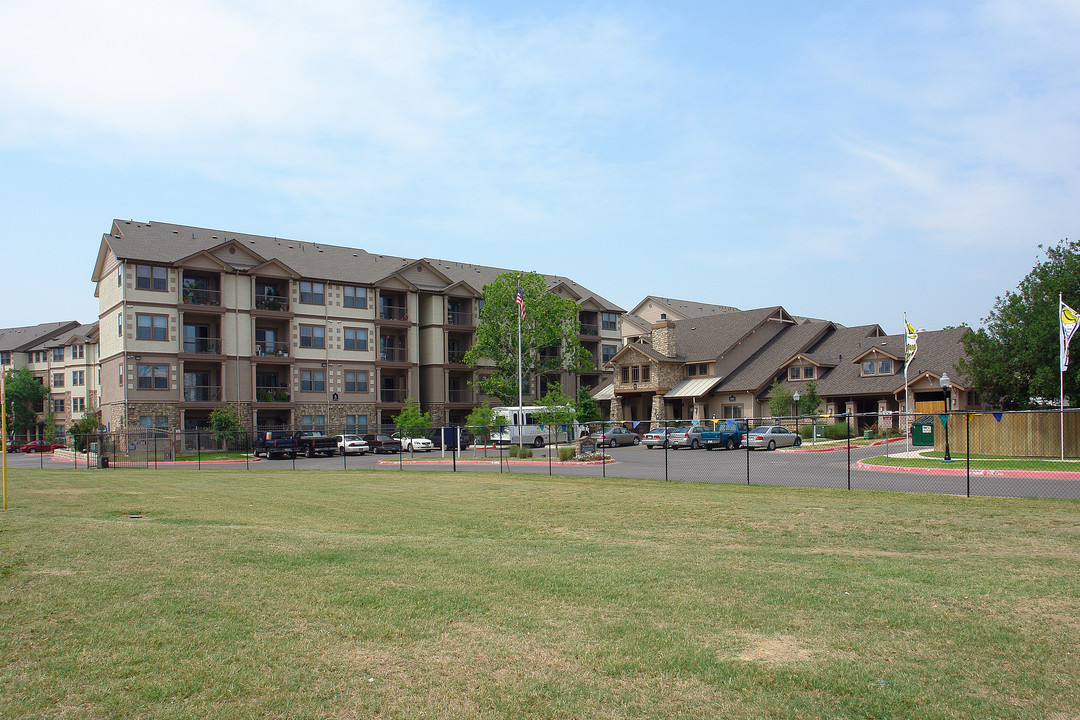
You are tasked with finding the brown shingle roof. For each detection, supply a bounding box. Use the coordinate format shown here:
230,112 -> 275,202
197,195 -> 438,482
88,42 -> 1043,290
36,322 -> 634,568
715,321 -> 836,393
673,306 -> 792,362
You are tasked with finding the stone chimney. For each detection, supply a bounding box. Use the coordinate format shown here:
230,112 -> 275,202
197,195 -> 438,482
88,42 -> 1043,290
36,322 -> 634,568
651,314 -> 677,358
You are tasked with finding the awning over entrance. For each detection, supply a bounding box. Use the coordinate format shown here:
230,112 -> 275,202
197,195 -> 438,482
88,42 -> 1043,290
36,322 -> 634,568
663,377 -> 723,399
593,384 -> 615,401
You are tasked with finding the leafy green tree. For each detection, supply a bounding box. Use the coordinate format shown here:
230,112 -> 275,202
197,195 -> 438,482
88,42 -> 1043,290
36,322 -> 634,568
465,402 -> 496,455
464,271 -> 593,405
576,386 -> 602,425
797,380 -> 822,416
208,404 -> 243,449
43,411 -> 58,443
4,368 -> 47,439
69,410 -> 101,452
959,238 -> 1080,409
767,378 -> 796,418
394,398 -> 431,440
534,388 -> 577,437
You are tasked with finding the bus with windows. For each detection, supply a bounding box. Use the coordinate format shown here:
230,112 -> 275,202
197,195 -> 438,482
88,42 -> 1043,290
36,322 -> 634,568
491,406 -> 585,447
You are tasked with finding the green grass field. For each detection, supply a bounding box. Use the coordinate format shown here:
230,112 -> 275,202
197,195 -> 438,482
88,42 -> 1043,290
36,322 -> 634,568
2,469 -> 1078,719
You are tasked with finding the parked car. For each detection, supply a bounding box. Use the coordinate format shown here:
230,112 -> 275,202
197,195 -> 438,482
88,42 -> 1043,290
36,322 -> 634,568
294,431 -> 337,458
745,425 -> 802,451
6,440 -> 22,453
362,434 -> 403,454
334,434 -> 369,455
252,430 -> 298,459
702,422 -> 748,451
393,433 -> 434,452
429,427 -> 472,450
20,440 -> 65,453
589,427 -> 641,447
642,427 -> 679,449
669,426 -> 709,449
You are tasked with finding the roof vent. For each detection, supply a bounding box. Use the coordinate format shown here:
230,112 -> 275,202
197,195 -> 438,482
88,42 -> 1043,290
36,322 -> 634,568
660,313 -> 667,319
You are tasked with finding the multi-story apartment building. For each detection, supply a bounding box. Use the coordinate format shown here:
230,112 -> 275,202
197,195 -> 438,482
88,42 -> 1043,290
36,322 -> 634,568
90,219 -> 624,434
0,320 -> 100,439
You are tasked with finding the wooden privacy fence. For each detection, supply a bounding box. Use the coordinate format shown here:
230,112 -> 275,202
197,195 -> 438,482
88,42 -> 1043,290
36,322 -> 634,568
934,409 -> 1080,458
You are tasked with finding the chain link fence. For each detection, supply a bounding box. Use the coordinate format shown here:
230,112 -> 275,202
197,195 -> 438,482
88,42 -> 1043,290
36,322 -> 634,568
45,409 -> 1080,499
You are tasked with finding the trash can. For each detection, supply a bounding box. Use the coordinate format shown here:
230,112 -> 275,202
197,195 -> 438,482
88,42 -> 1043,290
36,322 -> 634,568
98,455 -> 109,468
911,419 -> 934,447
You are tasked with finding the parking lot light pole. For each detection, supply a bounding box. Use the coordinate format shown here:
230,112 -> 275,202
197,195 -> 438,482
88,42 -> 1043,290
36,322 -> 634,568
793,391 -> 800,440
940,373 -> 953,462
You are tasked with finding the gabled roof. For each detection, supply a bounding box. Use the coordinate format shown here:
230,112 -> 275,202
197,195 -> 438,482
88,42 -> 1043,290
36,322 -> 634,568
92,220 -> 624,312
715,320 -> 836,394
0,321 -> 82,353
674,306 -> 794,362
607,339 -> 673,368
629,296 -> 740,320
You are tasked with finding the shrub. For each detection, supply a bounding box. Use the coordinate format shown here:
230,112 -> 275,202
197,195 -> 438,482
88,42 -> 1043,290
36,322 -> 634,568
824,421 -> 855,440
559,447 -> 575,462
508,446 -> 533,459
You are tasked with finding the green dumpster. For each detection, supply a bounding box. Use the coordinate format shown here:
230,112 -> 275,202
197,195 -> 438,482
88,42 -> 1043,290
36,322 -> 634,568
911,419 -> 934,446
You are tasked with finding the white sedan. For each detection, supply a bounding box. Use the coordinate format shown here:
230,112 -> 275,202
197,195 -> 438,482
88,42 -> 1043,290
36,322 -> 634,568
395,434 -> 434,452
334,434 -> 369,455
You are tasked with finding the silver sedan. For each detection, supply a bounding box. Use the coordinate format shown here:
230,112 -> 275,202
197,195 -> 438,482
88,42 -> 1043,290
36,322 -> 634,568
745,425 -> 802,451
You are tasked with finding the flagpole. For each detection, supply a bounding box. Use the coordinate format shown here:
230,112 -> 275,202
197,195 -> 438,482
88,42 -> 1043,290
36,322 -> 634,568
1062,293 -> 1066,461
904,313 -> 910,454
517,280 -> 523,450
2,371 -> 8,511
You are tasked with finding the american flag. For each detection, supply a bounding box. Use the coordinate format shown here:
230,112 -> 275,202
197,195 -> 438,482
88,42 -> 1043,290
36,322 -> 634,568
515,284 -> 526,320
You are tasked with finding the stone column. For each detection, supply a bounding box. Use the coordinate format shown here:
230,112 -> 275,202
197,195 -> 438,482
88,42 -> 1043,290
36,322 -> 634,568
610,396 -> 624,423
651,395 -> 666,427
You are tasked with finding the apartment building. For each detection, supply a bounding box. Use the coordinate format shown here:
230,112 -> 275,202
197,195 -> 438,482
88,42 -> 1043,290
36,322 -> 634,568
90,219 -> 624,434
0,320 -> 100,439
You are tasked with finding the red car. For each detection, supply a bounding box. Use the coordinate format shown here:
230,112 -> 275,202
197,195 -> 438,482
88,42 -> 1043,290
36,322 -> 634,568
5,440 -> 21,453
20,440 -> 65,453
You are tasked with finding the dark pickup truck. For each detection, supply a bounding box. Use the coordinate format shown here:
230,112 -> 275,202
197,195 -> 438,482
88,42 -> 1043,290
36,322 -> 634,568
295,431 -> 338,457
253,430 -> 298,460
702,422 -> 748,451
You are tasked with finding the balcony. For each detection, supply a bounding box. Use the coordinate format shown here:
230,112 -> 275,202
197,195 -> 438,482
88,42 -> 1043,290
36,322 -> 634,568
380,347 -> 408,363
181,287 -> 222,307
255,294 -> 290,312
380,388 -> 407,403
256,386 -> 291,403
448,389 -> 473,404
378,305 -> 407,321
579,322 -> 599,336
254,341 -> 290,358
447,311 -> 471,326
182,386 -> 223,403
182,337 -> 222,354
447,349 -> 469,364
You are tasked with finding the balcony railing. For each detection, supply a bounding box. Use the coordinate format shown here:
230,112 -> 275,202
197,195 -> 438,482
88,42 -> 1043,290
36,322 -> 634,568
447,349 -> 469,364
579,323 -> 599,336
182,337 -> 222,354
447,311 -> 471,326
378,305 -> 407,321
181,288 -> 222,307
254,341 -> 290,357
256,387 -> 291,403
380,388 -> 407,403
380,347 -> 408,362
255,294 -> 290,311
182,386 -> 222,403
448,390 -> 473,404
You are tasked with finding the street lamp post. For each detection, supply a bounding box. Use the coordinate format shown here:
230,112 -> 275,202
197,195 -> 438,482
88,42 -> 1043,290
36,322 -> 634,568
793,391 -> 800,440
940,373 -> 952,462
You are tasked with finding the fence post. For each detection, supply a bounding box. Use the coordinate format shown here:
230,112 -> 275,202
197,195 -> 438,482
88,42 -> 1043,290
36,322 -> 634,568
197,431 -> 201,470
846,414 -> 851,491
966,413 -> 971,498
664,420 -> 669,482
548,426 -> 553,476
746,419 -> 751,486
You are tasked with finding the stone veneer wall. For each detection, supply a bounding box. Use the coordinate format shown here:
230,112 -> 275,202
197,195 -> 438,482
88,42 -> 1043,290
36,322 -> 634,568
294,402 -> 376,432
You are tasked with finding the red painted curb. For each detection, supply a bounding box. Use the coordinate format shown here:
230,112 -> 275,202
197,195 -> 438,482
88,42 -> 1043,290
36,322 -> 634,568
855,460 -> 1080,479
377,458 -> 615,467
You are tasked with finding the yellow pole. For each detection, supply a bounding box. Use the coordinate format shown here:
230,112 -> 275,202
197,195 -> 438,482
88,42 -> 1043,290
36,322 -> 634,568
2,371 -> 8,511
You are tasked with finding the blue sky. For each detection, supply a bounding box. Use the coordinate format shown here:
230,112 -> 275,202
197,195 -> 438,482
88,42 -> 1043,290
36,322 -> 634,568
2,0 -> 1078,335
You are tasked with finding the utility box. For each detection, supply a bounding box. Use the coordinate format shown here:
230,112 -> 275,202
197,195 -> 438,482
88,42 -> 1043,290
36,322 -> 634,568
911,420 -> 934,447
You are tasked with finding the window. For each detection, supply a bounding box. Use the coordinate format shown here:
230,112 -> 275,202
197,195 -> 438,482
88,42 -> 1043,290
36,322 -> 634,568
620,366 -> 629,383
631,366 -> 640,383
862,361 -> 876,376
118,313 -> 122,337
52,399 -> 65,413
299,325 -> 325,349
138,415 -> 169,429
301,414 -> 326,433
343,286 -> 367,308
300,369 -> 325,392
136,264 -> 168,291
72,344 -> 84,359
788,367 -> 801,380
299,281 -> 324,305
137,364 -> 169,389
344,328 -> 368,351
52,348 -> 65,362
641,365 -> 650,382
601,312 -> 617,330
602,344 -> 617,363
803,366 -> 815,379
73,397 -> 86,412
52,373 -> 64,388
344,371 -> 368,392
346,414 -> 368,434
72,370 -> 84,386
877,360 -> 892,375
688,363 -> 709,377
723,405 -> 743,419
0,351 -> 8,365
136,314 -> 168,340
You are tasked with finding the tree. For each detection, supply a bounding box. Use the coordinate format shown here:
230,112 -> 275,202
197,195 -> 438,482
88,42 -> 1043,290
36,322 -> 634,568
208,404 -> 243,449
767,378 -> 795,418
465,402 -> 496,455
533,388 -> 577,437
394,398 -> 431,440
576,386 -> 602,425
3,368 -> 47,438
797,380 -> 822,416
464,271 -> 593,405
43,411 -> 58,443
69,409 -> 101,452
958,238 -> 1080,409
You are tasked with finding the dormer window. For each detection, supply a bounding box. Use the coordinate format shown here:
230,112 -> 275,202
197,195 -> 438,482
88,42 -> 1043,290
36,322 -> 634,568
788,365 -> 815,380
861,359 -> 893,376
